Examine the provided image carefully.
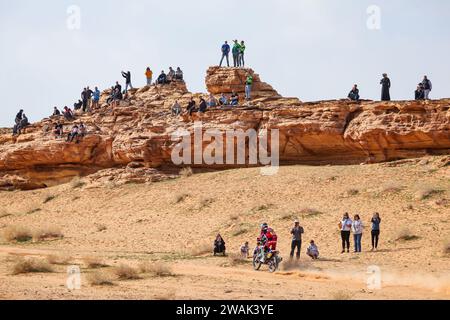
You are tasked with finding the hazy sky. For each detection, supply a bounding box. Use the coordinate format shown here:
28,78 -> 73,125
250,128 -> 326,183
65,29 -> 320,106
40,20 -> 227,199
1,0 -> 450,126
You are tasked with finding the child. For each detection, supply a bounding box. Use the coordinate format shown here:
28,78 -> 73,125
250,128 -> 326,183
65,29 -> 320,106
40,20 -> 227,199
306,240 -> 319,260
240,242 -> 250,259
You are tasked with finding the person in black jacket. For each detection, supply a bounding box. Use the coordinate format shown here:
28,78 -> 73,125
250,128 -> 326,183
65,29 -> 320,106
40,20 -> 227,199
157,71 -> 168,85
348,84 -> 360,101
415,84 -> 424,100
214,234 -> 226,256
122,71 -> 132,92
199,98 -> 207,113
15,109 -> 24,125
380,73 -> 391,101
186,98 -> 197,116
52,107 -> 61,116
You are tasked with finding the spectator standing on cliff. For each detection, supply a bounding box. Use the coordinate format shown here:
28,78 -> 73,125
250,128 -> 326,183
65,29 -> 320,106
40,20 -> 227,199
348,84 -> 360,101
232,40 -> 241,67
122,71 -> 132,93
81,88 -> 88,112
92,87 -> 101,110
145,67 -> 153,86
86,86 -> 93,111
115,81 -> 122,94
380,73 -> 391,101
245,74 -> 253,101
239,41 -> 246,67
219,41 -> 230,67
422,76 -> 432,100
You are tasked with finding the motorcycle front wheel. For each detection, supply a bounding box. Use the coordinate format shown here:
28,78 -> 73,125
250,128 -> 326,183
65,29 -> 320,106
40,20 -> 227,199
252,255 -> 262,271
268,257 -> 278,273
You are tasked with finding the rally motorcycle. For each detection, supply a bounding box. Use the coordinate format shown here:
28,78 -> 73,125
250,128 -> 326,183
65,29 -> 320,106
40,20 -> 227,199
253,245 -> 283,273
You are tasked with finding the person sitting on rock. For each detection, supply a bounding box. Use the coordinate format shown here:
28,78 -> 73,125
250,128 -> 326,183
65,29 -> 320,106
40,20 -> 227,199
167,67 -> 175,82
219,93 -> 229,106
54,123 -> 63,139
52,107 -> 61,116
348,84 -> 360,101
415,83 -> 425,100
175,67 -> 184,81
156,71 -> 168,85
79,122 -> 87,138
171,100 -> 182,116
214,234 -> 226,256
112,88 -> 123,107
186,98 -> 197,116
199,97 -> 208,113
74,99 -> 83,111
67,125 -> 79,143
15,109 -> 24,125
230,92 -> 239,106
207,94 -> 218,108
14,113 -> 30,135
63,106 -> 74,121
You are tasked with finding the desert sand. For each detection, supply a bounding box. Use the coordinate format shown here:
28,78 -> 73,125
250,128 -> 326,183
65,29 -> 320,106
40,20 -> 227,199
0,156 -> 449,300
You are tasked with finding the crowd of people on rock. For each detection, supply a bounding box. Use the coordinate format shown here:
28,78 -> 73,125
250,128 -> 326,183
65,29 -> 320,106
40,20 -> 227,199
348,74 -> 433,102
213,212 -> 382,263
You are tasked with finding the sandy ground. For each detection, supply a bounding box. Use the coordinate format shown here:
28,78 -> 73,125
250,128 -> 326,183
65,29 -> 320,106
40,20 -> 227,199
0,157 -> 449,300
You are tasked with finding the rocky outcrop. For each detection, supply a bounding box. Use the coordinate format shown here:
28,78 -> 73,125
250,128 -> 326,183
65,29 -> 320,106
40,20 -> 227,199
0,67 -> 449,190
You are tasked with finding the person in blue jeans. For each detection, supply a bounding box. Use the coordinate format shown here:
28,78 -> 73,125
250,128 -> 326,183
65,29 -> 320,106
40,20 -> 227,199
219,41 -> 230,67
371,212 -> 381,251
351,214 -> 364,253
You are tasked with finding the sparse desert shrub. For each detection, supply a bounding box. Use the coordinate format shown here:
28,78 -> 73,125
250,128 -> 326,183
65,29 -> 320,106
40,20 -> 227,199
173,193 -> 189,204
299,208 -> 322,218
280,212 -> 297,221
43,195 -> 56,204
0,211 -> 12,219
114,264 -> 141,280
87,272 -> 114,286
382,183 -> 404,194
27,208 -> 42,215
232,224 -> 249,237
179,167 -> 193,178
11,258 -> 53,275
331,290 -> 354,300
396,229 -> 419,241
190,243 -> 212,257
415,187 -> 443,200
254,204 -> 273,212
83,256 -> 108,269
198,197 -> 214,209
229,214 -> 239,221
140,262 -> 174,277
435,198 -> 448,207
46,254 -> 71,265
71,176 -> 86,189
32,228 -> 64,242
346,189 -> 359,196
96,224 -> 107,232
3,226 -> 33,243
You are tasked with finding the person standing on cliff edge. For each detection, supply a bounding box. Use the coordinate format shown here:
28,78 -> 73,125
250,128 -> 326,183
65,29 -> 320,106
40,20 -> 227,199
380,73 -> 391,101
232,40 -> 241,67
421,76 -> 432,100
219,41 -> 230,67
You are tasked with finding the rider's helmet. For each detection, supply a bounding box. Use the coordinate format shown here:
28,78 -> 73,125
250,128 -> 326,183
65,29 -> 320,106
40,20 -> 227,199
261,223 -> 269,232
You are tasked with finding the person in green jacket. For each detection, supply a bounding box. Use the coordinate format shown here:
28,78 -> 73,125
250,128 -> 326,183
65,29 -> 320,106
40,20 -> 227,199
232,40 -> 241,67
239,41 -> 246,67
245,74 -> 254,100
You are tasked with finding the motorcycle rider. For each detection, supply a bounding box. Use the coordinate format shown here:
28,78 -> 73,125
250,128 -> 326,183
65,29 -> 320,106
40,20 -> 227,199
257,223 -> 278,263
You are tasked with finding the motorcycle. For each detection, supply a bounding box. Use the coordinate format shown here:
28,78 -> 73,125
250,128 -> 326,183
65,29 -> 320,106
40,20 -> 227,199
253,245 -> 283,273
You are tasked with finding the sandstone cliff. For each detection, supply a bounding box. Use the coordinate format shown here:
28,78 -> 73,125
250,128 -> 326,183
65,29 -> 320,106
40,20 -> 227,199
0,67 -> 449,190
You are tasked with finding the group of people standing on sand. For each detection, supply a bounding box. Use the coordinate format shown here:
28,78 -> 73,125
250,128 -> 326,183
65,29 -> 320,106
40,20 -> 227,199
348,74 -> 433,102
212,212 -> 382,263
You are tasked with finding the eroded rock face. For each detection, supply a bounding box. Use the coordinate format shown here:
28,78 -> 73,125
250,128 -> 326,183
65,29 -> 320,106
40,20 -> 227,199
0,67 -> 449,190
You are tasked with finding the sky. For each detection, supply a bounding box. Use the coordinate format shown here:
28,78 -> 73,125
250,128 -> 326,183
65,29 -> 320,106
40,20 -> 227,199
1,0 -> 450,126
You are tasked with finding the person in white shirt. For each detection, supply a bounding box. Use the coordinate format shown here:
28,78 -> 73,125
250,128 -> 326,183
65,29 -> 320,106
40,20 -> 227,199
352,214 -> 364,253
306,240 -> 319,260
339,213 -> 353,253
240,242 -> 250,259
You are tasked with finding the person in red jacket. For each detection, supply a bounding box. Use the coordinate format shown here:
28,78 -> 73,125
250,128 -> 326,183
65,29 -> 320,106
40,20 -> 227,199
257,223 -> 278,262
